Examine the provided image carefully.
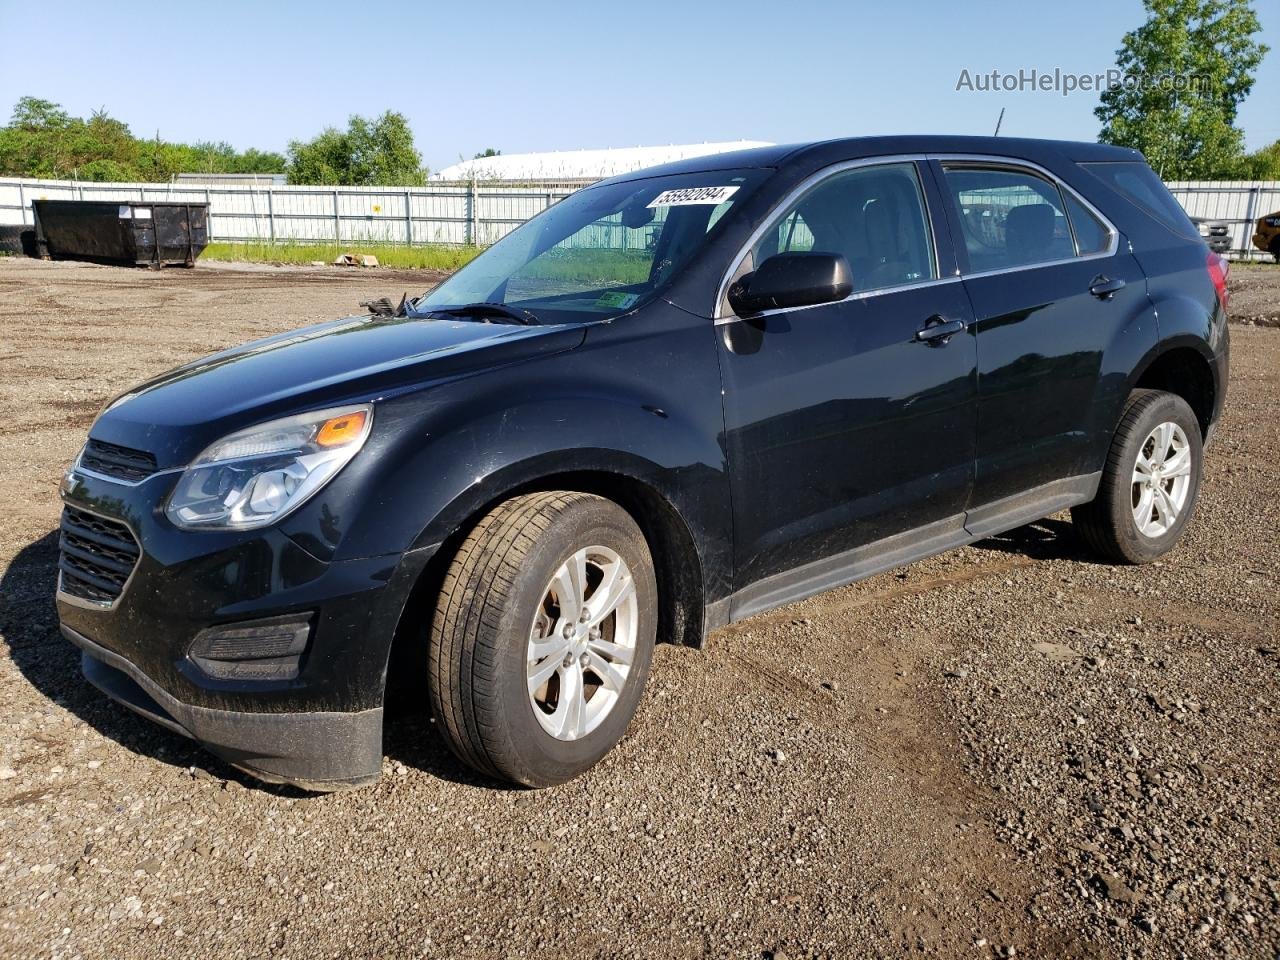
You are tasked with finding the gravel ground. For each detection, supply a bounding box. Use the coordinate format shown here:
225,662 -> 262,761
1229,263 -> 1280,327
0,257 -> 1276,960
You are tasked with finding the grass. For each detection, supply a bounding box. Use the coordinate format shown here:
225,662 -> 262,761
202,241 -> 658,286
201,241 -> 483,271
517,248 -> 653,285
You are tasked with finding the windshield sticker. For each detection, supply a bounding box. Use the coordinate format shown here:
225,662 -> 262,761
596,291 -> 640,310
647,186 -> 739,208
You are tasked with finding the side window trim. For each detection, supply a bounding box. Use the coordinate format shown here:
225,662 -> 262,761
715,153 -> 1120,321
932,154 -> 1120,280
714,154 -> 944,321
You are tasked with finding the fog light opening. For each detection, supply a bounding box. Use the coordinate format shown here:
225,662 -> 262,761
188,614 -> 313,682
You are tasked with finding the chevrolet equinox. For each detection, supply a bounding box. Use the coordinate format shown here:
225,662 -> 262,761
57,136 -> 1230,789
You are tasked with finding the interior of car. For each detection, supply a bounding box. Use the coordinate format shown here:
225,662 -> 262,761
751,163 -> 935,292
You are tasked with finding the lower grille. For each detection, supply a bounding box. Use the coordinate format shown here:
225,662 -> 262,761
79,439 -> 158,483
58,506 -> 141,604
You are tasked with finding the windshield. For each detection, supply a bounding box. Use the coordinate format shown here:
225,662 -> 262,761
418,168 -> 769,323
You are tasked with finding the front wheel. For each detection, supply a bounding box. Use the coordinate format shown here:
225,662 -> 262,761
428,491 -> 657,786
1072,389 -> 1203,563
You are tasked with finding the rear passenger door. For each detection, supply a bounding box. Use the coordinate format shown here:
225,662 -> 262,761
717,160 -> 976,597
933,161 -> 1152,533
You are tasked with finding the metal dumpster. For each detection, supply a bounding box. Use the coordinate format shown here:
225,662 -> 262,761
32,200 -> 209,268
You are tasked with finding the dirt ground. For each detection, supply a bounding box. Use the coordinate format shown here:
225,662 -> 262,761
0,257 -> 1276,960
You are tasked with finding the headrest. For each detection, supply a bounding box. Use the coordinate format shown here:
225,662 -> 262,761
1005,203 -> 1054,251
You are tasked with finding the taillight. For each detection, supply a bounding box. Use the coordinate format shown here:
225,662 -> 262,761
1206,251 -> 1229,312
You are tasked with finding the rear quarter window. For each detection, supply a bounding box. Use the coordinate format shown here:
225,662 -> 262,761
1080,161 -> 1199,240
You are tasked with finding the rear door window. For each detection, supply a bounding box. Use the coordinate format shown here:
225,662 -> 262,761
1063,193 -> 1110,255
942,166 -> 1076,272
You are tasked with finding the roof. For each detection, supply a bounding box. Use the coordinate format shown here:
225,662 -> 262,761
430,141 -> 775,182
595,136 -> 1143,185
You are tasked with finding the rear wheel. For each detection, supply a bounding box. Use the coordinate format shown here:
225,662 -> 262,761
428,491 -> 657,786
1072,389 -> 1203,563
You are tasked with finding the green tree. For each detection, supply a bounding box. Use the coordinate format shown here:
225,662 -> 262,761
0,96 -> 287,181
287,111 -> 424,185
473,147 -> 501,159
0,96 -> 78,177
1241,140 -> 1280,179
285,126 -> 351,184
10,96 -> 71,130
1095,0 -> 1268,179
78,158 -> 135,182
232,147 -> 288,174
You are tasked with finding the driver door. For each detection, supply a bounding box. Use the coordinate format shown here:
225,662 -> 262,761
716,160 -> 977,612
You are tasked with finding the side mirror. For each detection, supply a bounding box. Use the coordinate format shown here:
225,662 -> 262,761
728,251 -> 853,317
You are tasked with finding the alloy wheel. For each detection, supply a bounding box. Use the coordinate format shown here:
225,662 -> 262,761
1131,420 -> 1192,538
526,546 -> 638,740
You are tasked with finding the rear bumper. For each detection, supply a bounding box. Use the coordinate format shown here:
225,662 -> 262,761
66,624 -> 383,790
1206,319 -> 1230,450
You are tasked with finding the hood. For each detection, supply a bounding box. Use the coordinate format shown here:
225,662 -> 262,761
89,313 -> 586,467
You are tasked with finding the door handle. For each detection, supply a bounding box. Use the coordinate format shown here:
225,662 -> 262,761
1089,275 -> 1126,300
914,316 -> 966,345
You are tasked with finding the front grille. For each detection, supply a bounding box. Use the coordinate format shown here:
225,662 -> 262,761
79,439 -> 158,483
58,506 -> 141,604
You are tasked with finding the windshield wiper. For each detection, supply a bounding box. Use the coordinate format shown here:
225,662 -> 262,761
428,302 -> 540,326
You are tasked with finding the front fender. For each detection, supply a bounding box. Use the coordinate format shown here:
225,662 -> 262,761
297,305 -> 734,603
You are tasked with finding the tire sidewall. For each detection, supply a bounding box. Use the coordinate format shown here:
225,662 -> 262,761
488,498 -> 658,786
1108,393 -> 1203,562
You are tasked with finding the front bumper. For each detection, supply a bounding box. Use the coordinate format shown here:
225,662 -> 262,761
56,466 -> 435,789
67,626 -> 383,789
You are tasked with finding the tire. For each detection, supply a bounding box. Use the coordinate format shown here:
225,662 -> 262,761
1270,236 -> 1280,263
1072,389 -> 1203,564
428,491 -> 658,786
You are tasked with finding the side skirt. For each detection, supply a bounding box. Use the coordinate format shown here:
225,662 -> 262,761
706,472 -> 1101,630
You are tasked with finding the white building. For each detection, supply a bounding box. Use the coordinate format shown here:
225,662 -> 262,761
431,141 -> 774,183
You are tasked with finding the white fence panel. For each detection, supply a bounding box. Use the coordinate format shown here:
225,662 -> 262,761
3,175 -> 1277,258
0,176 -> 592,247
1166,180 -> 1280,259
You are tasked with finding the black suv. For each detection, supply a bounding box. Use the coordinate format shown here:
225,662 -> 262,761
57,136 -> 1229,789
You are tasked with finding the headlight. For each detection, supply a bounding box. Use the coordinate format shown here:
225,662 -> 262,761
165,404 -> 372,530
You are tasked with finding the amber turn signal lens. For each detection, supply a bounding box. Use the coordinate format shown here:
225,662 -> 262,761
316,410 -> 368,447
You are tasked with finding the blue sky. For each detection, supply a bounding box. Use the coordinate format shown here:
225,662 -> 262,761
1,0 -> 1276,171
